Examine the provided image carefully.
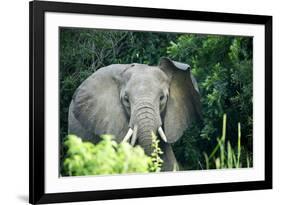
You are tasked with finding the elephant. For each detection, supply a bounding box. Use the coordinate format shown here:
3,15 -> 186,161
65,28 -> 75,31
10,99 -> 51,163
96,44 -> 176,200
68,57 -> 202,171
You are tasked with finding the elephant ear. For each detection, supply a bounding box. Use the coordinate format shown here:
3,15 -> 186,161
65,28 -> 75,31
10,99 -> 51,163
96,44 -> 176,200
159,57 -> 202,143
72,65 -> 129,142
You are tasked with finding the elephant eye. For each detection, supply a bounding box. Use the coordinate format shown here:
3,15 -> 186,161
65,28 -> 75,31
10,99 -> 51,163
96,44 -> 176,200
159,94 -> 167,112
124,94 -> 129,104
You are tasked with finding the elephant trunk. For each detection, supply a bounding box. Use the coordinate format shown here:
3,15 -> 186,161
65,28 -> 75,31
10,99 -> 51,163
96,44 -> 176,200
130,101 -> 160,155
137,118 -> 156,155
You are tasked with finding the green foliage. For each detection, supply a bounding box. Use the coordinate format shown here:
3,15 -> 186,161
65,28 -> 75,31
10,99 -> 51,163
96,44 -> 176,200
63,135 -> 162,176
169,35 -> 253,169
149,132 -> 164,172
204,114 -> 250,169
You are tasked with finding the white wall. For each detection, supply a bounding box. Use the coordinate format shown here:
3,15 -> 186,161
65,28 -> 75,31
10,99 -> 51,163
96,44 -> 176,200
0,0 -> 279,204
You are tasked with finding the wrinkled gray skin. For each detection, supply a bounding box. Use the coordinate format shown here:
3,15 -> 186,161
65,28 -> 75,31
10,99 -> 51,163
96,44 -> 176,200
68,57 -> 202,171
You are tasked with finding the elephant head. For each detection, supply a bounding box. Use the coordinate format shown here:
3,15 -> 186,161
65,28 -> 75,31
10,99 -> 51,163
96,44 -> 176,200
68,57 -> 202,170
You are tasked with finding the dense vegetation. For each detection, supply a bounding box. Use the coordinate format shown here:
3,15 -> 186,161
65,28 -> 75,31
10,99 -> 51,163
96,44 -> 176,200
63,134 -> 163,176
169,35 -> 253,169
60,28 -> 253,173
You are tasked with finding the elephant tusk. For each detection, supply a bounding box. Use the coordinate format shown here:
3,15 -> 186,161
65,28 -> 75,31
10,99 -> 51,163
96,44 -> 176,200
122,128 -> 133,143
130,125 -> 138,146
158,127 -> 167,142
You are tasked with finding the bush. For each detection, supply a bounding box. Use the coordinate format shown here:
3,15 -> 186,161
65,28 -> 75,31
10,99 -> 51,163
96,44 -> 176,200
63,134 -> 163,176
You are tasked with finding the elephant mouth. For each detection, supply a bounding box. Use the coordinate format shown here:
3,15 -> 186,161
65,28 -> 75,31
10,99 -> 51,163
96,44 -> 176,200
122,125 -> 167,145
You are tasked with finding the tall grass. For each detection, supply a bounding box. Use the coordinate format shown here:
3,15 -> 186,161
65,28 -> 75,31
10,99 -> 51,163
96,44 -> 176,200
204,114 -> 250,169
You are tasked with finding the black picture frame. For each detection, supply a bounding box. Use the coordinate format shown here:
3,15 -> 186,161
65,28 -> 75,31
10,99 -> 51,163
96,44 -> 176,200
29,0 -> 272,204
